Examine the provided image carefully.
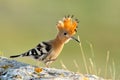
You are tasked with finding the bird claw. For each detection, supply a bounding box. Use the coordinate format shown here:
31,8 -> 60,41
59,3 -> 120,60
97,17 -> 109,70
45,59 -> 57,68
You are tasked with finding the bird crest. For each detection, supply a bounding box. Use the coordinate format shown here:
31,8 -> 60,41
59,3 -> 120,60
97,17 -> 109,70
57,15 -> 79,36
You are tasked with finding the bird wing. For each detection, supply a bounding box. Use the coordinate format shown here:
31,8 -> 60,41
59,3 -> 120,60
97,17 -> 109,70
10,41 -> 52,61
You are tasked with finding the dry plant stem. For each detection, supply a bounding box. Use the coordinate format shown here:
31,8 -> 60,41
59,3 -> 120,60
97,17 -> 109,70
98,68 -> 101,77
78,37 -> 88,74
89,58 -> 94,73
0,51 -> 4,56
89,43 -> 97,75
73,60 -> 80,73
60,60 -> 68,70
109,65 -> 113,80
112,61 -> 115,80
105,51 -> 110,79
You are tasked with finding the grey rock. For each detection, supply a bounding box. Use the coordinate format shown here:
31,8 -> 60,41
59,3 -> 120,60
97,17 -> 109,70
0,56 -> 104,80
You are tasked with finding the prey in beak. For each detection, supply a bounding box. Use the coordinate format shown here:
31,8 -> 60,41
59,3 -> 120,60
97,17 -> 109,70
71,36 -> 80,43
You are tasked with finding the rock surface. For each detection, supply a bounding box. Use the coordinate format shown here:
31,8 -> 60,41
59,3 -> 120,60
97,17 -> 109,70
0,56 -> 104,80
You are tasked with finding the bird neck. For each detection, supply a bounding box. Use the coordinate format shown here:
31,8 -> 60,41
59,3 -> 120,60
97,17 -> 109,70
54,35 -> 65,45
51,32 -> 69,48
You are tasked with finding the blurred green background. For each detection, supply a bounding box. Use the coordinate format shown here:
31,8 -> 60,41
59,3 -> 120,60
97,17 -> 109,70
0,0 -> 120,79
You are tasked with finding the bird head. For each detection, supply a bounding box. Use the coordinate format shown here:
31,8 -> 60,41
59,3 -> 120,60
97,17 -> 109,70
56,15 -> 80,43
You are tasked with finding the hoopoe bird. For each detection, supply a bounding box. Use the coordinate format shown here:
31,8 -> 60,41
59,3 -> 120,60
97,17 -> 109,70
10,15 -> 80,67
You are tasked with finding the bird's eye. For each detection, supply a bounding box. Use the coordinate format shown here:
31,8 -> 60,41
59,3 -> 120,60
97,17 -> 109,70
64,32 -> 67,35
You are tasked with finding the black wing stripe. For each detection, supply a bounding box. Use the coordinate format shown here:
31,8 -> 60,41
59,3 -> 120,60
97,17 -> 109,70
22,51 -> 30,56
37,44 -> 43,51
10,42 -> 52,60
42,42 -> 52,52
31,49 -> 38,55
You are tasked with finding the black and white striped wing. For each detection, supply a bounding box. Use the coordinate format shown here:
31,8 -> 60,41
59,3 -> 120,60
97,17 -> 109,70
10,42 -> 52,61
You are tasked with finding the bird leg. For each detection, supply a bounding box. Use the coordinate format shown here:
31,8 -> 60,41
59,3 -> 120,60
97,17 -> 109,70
45,59 -> 57,68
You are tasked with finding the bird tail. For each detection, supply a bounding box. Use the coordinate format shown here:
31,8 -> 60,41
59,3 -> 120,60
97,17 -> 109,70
10,51 -> 29,58
10,54 -> 22,58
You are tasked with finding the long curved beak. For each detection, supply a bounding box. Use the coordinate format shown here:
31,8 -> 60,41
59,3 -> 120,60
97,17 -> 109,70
71,36 -> 80,43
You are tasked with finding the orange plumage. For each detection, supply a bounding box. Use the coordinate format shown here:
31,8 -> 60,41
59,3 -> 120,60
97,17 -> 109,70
57,16 -> 78,36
